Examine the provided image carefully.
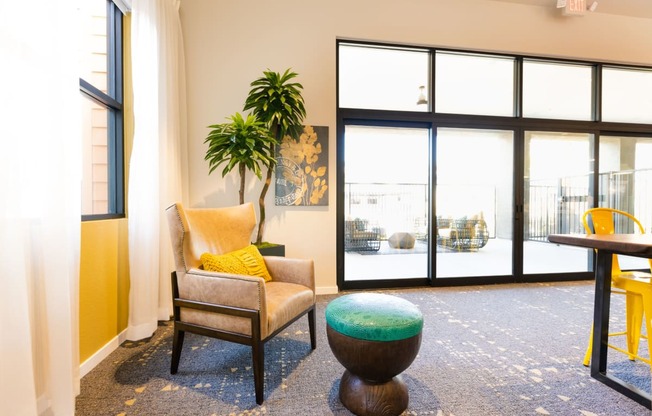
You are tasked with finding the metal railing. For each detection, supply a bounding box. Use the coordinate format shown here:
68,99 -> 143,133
528,168 -> 652,241
345,168 -> 652,244
345,183 -> 428,239
526,175 -> 591,241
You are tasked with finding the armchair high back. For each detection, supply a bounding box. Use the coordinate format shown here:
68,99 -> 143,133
165,202 -> 316,404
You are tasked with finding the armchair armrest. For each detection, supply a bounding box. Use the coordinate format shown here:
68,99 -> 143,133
263,256 -> 315,290
182,268 -> 266,311
177,269 -> 268,338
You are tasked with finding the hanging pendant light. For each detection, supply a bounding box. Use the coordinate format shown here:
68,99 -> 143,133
416,85 -> 428,105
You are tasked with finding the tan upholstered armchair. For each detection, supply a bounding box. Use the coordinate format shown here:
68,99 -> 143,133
165,202 -> 316,404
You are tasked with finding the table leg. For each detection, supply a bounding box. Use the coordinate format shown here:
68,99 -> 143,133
591,249 -> 651,409
591,249 -> 612,377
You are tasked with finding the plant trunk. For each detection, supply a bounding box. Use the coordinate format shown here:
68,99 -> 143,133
238,162 -> 246,205
256,123 -> 280,245
255,165 -> 273,245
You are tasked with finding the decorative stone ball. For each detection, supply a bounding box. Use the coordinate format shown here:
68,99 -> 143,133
388,232 -> 416,249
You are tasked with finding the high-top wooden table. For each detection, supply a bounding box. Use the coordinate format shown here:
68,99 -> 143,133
548,233 -> 652,409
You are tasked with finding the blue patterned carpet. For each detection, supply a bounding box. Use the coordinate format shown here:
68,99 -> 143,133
76,281 -> 651,415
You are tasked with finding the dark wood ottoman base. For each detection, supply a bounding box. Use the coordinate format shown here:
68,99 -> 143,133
327,325 -> 422,416
339,370 -> 408,416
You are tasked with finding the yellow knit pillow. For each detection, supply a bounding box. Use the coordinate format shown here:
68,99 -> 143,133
200,245 -> 272,282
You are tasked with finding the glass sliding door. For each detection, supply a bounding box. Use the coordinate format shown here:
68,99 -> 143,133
337,40 -> 652,289
435,128 -> 513,278
343,125 -> 430,282
523,132 -> 593,274
599,135 -> 652,270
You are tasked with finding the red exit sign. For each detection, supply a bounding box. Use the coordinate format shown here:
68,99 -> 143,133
564,0 -> 586,16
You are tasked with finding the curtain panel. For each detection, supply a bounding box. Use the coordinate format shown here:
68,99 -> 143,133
0,1 -> 81,414
127,0 -> 186,341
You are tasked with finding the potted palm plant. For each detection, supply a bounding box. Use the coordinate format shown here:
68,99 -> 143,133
244,69 -> 307,246
204,112 -> 276,206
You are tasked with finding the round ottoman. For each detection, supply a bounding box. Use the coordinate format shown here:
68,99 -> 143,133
325,293 -> 423,416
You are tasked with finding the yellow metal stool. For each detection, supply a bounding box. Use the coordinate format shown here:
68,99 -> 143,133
582,208 -> 652,367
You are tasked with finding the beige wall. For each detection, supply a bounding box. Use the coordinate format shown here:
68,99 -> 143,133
179,0 -> 652,293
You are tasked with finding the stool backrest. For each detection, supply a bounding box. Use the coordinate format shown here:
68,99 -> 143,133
582,208 -> 651,274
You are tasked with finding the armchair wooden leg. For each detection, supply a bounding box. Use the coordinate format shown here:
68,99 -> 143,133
308,308 -> 317,350
171,326 -> 185,374
252,341 -> 265,405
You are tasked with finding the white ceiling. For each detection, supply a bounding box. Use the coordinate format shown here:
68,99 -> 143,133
491,0 -> 652,19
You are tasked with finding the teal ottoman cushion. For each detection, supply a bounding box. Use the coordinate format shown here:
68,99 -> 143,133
325,293 -> 423,342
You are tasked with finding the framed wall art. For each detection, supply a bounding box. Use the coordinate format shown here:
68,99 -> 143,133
275,125 -> 329,206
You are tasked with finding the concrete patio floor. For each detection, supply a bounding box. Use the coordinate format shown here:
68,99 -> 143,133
345,238 -> 649,281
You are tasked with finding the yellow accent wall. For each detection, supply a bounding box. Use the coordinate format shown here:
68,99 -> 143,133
79,219 -> 130,362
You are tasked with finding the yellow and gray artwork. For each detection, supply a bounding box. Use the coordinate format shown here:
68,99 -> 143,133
275,125 -> 329,206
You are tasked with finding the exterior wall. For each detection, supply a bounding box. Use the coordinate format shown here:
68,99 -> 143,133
179,0 -> 652,293
80,0 -> 110,215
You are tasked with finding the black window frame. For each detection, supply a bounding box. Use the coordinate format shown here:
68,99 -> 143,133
80,0 -> 124,221
336,39 -> 652,290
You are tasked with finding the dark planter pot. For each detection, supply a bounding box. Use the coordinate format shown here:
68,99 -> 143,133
257,244 -> 285,257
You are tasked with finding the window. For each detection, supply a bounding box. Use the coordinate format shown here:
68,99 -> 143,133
337,40 -> 652,290
522,60 -> 593,120
435,51 -> 515,117
338,43 -> 430,112
79,0 -> 124,219
602,67 -> 652,124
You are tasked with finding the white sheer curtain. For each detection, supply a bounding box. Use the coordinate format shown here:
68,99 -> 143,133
0,1 -> 81,415
127,0 -> 187,340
